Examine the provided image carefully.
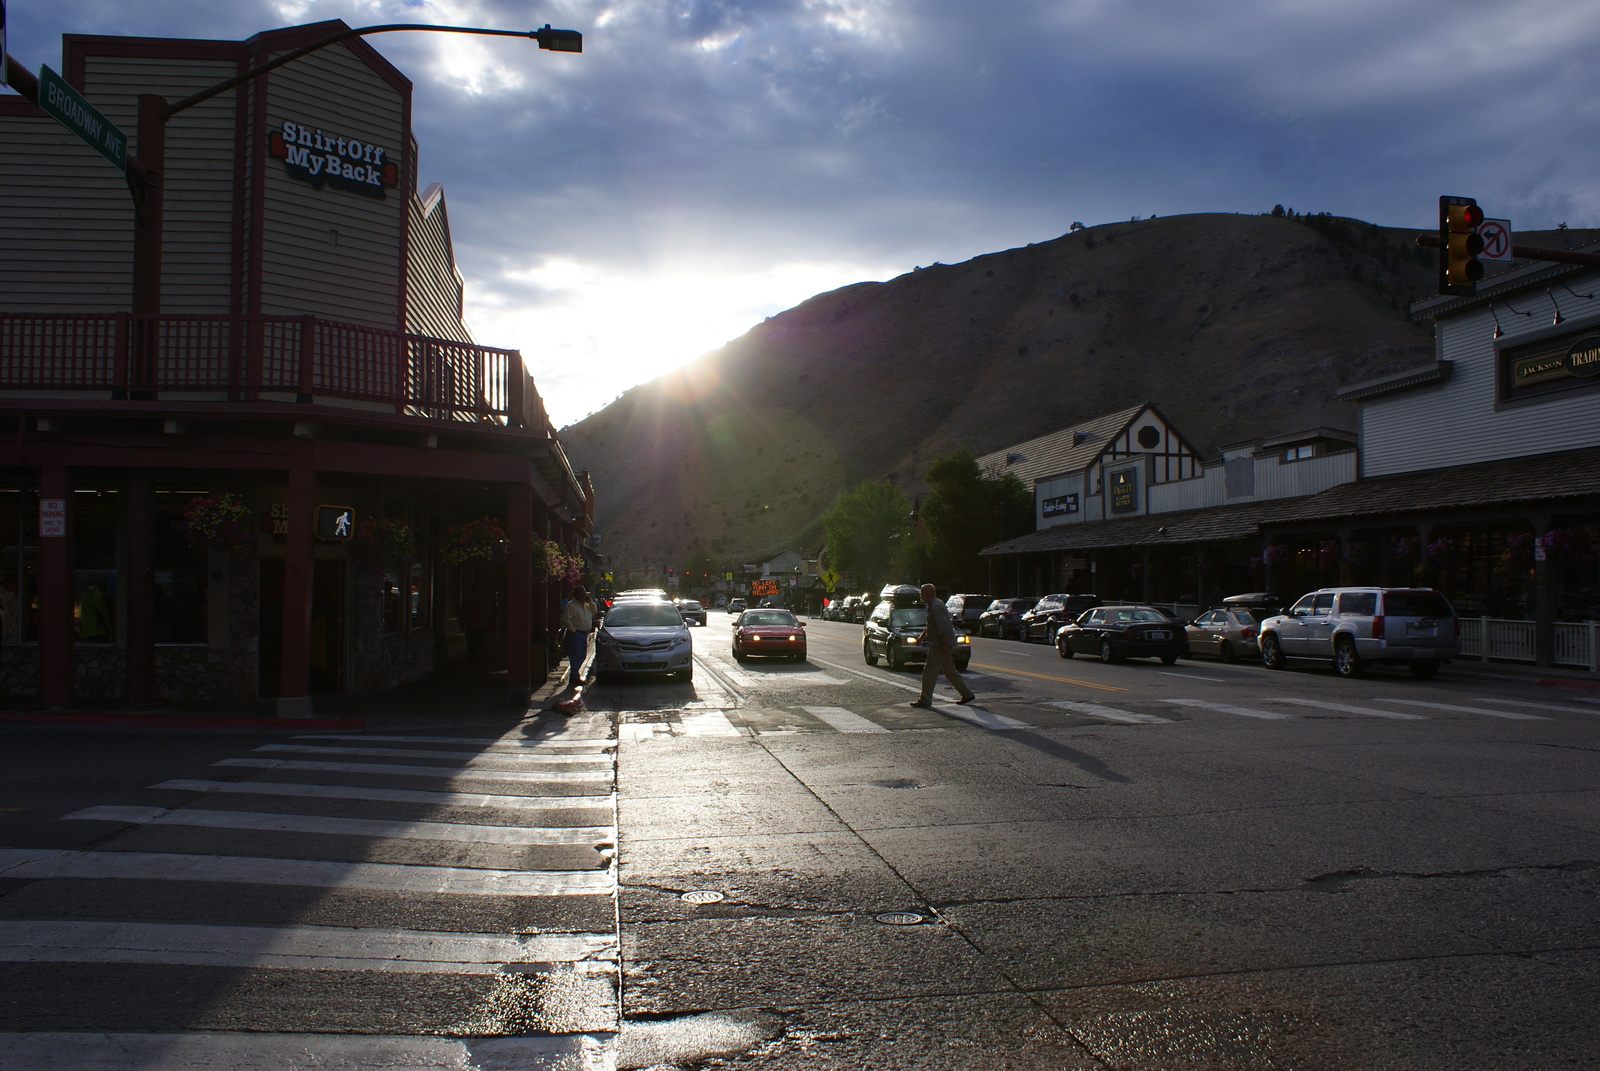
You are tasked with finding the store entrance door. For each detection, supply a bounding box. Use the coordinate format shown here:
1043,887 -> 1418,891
258,558 -> 347,697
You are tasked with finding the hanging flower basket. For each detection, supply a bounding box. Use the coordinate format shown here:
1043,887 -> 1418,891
1343,540 -> 1373,568
442,517 -> 507,565
532,539 -> 585,586
1425,535 -> 1458,572
350,518 -> 415,573
1499,532 -> 1532,570
1392,535 -> 1420,566
180,492 -> 254,550
1317,539 -> 1341,570
1539,528 -> 1584,564
1262,543 -> 1291,567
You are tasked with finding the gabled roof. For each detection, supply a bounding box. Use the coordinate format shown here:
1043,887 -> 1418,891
976,403 -> 1150,489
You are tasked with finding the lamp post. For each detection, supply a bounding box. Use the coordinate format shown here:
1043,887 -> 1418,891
128,22 -> 582,317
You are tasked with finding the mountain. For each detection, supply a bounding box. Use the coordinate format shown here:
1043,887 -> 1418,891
557,211 -> 1592,575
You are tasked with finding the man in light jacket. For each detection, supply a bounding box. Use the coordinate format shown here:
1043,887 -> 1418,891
911,583 -> 976,707
559,586 -> 596,690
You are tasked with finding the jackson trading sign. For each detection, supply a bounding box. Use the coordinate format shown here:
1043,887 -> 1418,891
269,120 -> 399,199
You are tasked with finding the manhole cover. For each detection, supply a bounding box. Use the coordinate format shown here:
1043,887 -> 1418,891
680,890 -> 725,904
875,911 -> 925,925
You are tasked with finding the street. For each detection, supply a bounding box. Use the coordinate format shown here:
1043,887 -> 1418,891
2,612 -> 1599,1068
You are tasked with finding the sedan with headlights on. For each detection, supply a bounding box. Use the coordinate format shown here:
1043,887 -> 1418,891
592,598 -> 695,681
731,609 -> 807,662
1056,604 -> 1187,664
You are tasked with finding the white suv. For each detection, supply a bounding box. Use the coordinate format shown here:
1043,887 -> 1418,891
1259,587 -> 1458,679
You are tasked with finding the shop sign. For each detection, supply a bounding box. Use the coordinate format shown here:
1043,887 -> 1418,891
269,120 -> 398,199
1566,335 -> 1600,378
1042,493 -> 1079,517
315,505 -> 355,541
1514,353 -> 1569,387
39,498 -> 65,538
1109,469 -> 1138,513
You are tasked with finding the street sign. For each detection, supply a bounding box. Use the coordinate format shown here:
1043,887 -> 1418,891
314,505 -> 355,541
37,64 -> 127,171
1478,218 -> 1514,262
821,568 -> 839,591
39,498 -> 65,538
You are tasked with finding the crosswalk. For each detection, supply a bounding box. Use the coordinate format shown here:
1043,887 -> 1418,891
619,692 -> 1600,736
0,718 -> 620,1069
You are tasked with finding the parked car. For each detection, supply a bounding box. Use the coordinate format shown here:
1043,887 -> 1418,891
863,586 -> 971,671
726,598 -> 747,615
732,608 -> 807,662
944,593 -> 991,633
1259,587 -> 1459,678
851,594 -> 874,623
592,598 -> 695,681
1184,606 -> 1266,662
1020,593 -> 1103,644
1056,604 -> 1188,664
675,598 -> 707,626
977,597 -> 1038,639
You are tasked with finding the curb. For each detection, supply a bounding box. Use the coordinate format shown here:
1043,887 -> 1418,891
0,711 -> 365,732
1539,678 -> 1600,693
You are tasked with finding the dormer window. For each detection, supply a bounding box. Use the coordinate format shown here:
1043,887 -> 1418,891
1284,445 -> 1313,461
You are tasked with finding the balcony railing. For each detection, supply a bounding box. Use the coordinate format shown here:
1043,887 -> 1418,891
0,312 -> 545,429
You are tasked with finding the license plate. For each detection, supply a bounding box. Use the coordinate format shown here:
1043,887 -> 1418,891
1406,626 -> 1435,637
1147,631 -> 1169,640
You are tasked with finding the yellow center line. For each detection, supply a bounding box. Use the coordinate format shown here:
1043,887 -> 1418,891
969,662 -> 1128,692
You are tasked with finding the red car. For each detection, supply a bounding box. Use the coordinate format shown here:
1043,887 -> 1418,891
732,609 -> 807,662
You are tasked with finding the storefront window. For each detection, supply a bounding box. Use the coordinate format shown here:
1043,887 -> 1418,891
154,494 -> 208,643
0,487 -> 35,642
74,490 -> 118,643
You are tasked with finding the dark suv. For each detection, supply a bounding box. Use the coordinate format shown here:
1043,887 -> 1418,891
977,597 -> 1038,639
945,593 -> 990,633
1020,593 -> 1102,644
863,585 -> 972,671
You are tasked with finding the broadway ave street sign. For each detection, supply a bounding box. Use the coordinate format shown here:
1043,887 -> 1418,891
37,64 -> 127,171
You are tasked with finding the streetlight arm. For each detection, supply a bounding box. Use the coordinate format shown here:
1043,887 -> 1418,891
164,23 -> 582,119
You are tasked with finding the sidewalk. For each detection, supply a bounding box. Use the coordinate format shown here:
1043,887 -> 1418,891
1443,656 -> 1600,691
0,652 -> 586,734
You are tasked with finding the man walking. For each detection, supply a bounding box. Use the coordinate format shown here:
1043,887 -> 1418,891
559,586 -> 596,690
911,583 -> 976,708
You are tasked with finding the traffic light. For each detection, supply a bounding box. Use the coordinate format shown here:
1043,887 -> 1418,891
1439,195 -> 1485,293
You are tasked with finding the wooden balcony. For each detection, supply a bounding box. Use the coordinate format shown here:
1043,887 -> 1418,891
0,312 -> 548,431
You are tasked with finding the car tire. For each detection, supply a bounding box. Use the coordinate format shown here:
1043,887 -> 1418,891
1261,634 -> 1286,670
1099,639 -> 1120,664
1409,660 -> 1439,680
1057,634 -> 1074,659
863,638 -> 879,666
678,666 -> 694,682
1220,641 -> 1240,664
733,646 -> 746,662
956,659 -> 970,672
888,644 -> 903,670
1334,637 -> 1365,678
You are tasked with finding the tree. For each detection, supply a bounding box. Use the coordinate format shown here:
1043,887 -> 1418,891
921,449 -> 1035,590
822,479 -> 911,592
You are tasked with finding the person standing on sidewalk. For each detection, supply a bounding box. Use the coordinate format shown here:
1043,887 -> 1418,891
911,583 -> 976,708
559,586 -> 596,690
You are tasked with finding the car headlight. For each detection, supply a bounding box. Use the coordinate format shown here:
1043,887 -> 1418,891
788,635 -> 799,642
956,634 -> 970,645
903,635 -> 919,645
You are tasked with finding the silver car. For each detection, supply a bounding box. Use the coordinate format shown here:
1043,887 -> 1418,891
592,598 -> 695,682
1184,607 -> 1266,662
1259,587 -> 1458,679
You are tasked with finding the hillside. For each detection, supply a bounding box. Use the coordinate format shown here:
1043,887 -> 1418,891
558,212 -> 1591,575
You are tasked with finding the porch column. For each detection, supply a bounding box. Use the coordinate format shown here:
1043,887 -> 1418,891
123,470 -> 157,703
277,454 -> 317,717
37,463 -> 74,710
1337,528 -> 1355,586
1532,513 -> 1553,668
505,482 -> 533,706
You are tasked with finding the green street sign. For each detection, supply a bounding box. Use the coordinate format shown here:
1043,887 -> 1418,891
37,64 -> 127,171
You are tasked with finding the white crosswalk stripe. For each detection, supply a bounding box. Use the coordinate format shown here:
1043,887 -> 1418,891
1160,698 -> 1296,720
801,705 -> 892,732
294,732 -> 615,748
1372,698 -> 1548,720
677,710 -> 743,736
152,779 -> 613,810
1262,697 -> 1426,720
1048,700 -> 1173,724
1458,697 -> 1600,715
256,742 -> 611,764
936,702 -> 1031,729
64,805 -> 615,846
216,757 -> 610,782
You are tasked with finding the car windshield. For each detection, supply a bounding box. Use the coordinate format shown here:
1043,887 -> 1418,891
743,611 -> 798,627
680,601 -> 703,610
890,608 -> 927,628
1109,607 -> 1169,623
1383,591 -> 1454,618
604,602 -> 684,627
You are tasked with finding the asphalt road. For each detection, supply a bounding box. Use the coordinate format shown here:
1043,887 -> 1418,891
1,613 -> 1596,1069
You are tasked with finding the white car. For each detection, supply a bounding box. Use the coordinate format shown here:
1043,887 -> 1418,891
592,599 -> 694,682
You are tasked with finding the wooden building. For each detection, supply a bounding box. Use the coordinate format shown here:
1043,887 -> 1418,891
0,21 -> 593,712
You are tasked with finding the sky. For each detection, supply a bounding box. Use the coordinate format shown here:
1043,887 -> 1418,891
8,1 -> 1600,427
